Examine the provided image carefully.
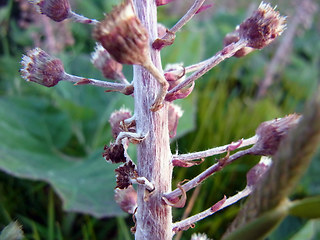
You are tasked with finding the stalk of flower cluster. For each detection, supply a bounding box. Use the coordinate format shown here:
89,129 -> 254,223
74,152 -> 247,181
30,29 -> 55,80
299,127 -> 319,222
153,0 -> 206,49
132,0 -> 173,239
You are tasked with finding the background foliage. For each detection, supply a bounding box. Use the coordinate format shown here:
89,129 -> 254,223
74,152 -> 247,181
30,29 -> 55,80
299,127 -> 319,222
0,0 -> 319,239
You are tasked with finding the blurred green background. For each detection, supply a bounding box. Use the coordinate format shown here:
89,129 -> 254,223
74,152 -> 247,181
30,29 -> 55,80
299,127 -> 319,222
0,0 -> 319,239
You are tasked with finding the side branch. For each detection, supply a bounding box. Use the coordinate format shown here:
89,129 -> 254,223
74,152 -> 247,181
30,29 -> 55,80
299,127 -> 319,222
63,73 -> 132,93
169,0 -> 206,34
153,0 -> 206,49
167,40 -> 248,95
172,136 -> 258,162
164,148 -> 252,201
68,11 -> 99,25
172,187 -> 252,233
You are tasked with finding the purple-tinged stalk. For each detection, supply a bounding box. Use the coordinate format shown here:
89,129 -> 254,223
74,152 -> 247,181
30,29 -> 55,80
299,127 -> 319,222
167,1 -> 286,95
153,0 -> 206,50
29,0 -> 98,24
165,114 -> 300,202
20,48 -> 131,93
172,157 -> 272,234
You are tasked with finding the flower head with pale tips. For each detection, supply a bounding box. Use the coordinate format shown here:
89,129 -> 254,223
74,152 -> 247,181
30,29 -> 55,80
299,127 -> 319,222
20,48 -> 65,87
239,2 -> 286,49
29,0 -> 71,22
93,0 -> 149,65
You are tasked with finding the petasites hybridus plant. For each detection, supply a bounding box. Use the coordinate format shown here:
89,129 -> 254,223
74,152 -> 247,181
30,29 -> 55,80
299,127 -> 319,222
19,0 -> 320,239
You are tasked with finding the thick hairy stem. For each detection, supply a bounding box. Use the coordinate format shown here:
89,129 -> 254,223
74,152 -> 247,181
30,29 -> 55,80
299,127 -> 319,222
133,1 -> 173,239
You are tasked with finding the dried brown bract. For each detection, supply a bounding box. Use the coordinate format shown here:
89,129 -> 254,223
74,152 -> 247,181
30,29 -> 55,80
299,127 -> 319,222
115,161 -> 137,189
103,142 -> 127,164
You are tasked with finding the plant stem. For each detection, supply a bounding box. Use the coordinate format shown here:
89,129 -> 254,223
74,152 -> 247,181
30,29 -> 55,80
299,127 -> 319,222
63,73 -> 129,91
167,40 -> 248,95
68,11 -> 99,25
164,148 -> 252,201
133,1 -> 172,239
172,136 -> 258,162
172,187 -> 252,233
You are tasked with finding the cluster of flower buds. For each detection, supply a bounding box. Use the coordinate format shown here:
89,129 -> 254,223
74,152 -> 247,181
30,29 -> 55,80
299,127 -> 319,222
20,48 -> 65,87
239,2 -> 286,49
91,44 -> 126,82
29,0 -> 71,22
251,114 -> 301,156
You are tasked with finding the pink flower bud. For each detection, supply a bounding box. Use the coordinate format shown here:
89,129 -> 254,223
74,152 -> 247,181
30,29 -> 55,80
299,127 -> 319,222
109,108 -> 134,139
168,103 -> 183,138
93,0 -> 149,65
239,2 -> 286,49
20,48 -> 65,87
114,186 -> 137,214
115,161 -> 137,189
29,0 -> 71,22
156,0 -> 176,6
252,114 -> 301,155
91,44 -> 125,82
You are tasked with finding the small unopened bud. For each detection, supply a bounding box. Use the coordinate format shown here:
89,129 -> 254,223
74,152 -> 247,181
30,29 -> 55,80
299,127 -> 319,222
195,4 -> 214,14
103,142 -> 126,164
191,233 -> 212,240
114,186 -> 137,214
239,2 -> 286,49
29,0 -> 71,22
223,29 -> 254,57
93,0 -> 149,65
156,0 -> 176,6
109,108 -> 133,139
115,160 -> 137,189
252,114 -> 301,155
164,63 -> 185,83
91,43 -> 125,82
168,103 -> 183,138
20,48 -> 65,87
246,156 -> 272,187
157,23 -> 167,38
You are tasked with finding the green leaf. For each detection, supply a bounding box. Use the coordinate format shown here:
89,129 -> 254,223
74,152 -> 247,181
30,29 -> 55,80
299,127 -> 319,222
290,220 -> 320,240
0,95 -> 125,218
289,196 -> 320,219
222,204 -> 288,240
